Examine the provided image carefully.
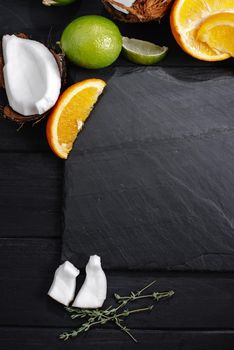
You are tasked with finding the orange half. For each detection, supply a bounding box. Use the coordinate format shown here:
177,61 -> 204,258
170,0 -> 233,61
46,79 -> 106,159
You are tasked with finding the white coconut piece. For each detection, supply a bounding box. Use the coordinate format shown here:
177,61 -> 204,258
72,255 -> 107,309
48,261 -> 80,306
111,0 -> 136,14
2,34 -> 61,116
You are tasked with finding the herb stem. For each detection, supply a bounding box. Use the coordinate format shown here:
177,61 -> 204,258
60,281 -> 174,343
115,305 -> 154,318
138,280 -> 157,294
116,291 -> 174,301
114,318 -> 138,343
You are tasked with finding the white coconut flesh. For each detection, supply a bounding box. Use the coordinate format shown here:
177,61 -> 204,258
48,261 -> 80,306
72,255 -> 107,309
2,34 -> 61,116
111,0 -> 136,14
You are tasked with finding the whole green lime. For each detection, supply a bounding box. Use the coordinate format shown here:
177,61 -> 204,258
60,15 -> 122,69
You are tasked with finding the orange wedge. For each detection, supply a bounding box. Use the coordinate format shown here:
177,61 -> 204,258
46,79 -> 106,159
197,12 -> 234,57
170,0 -> 233,61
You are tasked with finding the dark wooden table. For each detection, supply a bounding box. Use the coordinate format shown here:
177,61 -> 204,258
1,1 -> 234,349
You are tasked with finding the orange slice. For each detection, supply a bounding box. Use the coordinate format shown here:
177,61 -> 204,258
197,12 -> 234,57
46,79 -> 106,159
170,0 -> 233,61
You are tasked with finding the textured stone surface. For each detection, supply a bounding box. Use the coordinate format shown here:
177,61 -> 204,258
63,67 -> 234,271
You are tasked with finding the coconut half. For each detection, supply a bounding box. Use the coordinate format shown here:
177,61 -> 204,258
2,34 -> 61,117
72,255 -> 107,309
111,0 -> 136,14
102,0 -> 172,23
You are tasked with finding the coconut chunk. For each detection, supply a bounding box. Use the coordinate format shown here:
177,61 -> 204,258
72,255 -> 107,309
111,0 -> 136,14
48,261 -> 80,306
2,34 -> 61,116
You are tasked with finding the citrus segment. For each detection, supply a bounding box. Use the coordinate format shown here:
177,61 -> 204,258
46,79 -> 106,159
170,0 -> 233,61
197,12 -> 234,56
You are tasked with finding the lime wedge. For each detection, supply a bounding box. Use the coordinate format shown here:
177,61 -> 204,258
122,37 -> 168,65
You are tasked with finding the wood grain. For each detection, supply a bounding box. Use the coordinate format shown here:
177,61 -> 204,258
1,328 -> 234,350
0,153 -> 62,237
1,238 -> 234,330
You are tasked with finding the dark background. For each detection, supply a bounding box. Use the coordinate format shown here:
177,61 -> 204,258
1,0 -> 234,349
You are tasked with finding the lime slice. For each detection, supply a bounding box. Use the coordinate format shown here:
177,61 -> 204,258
122,37 -> 168,65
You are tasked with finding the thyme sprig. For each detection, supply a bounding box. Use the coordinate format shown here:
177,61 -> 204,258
60,280 -> 174,343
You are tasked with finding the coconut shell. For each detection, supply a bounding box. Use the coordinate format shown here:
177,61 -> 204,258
102,0 -> 172,22
0,33 -> 66,124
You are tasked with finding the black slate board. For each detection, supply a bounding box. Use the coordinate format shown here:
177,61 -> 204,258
63,66 -> 234,271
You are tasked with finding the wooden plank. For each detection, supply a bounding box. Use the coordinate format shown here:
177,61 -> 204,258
0,153 -> 62,237
0,116 -> 51,152
1,328 -> 234,350
1,0 -> 233,68
1,238 -> 234,329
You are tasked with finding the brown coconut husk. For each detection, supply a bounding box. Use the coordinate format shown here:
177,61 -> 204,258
102,0 -> 172,22
0,33 -> 66,124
